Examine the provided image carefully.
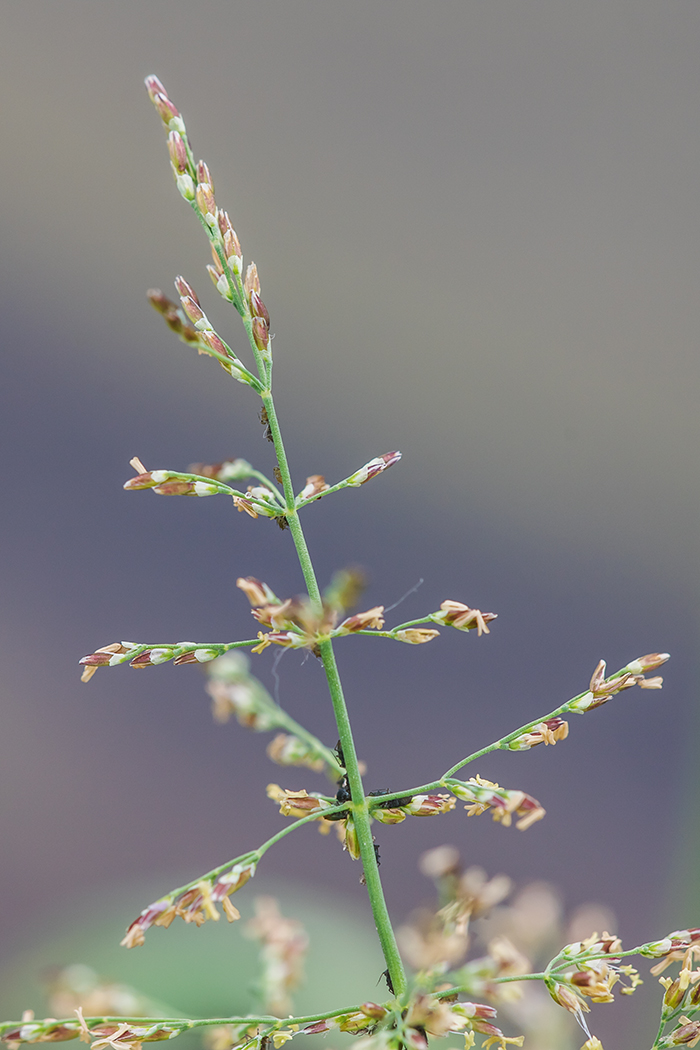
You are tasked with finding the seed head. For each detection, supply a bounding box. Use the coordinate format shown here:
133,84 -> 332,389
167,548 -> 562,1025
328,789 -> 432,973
144,75 -> 185,134
167,130 -> 189,174
266,784 -> 327,818
154,95 -> 183,135
299,475 -> 329,501
395,628 -> 440,644
337,606 -> 385,633
432,600 -> 497,635
404,794 -> 456,816
347,452 -> 402,486
196,160 -> 214,191
626,652 -> 670,674
196,181 -> 218,226
244,262 -> 260,299
508,717 -> 569,750
252,316 -> 270,354
250,290 -> 270,326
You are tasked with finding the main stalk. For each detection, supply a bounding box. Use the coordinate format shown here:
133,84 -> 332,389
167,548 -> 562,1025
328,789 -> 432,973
261,391 -> 408,998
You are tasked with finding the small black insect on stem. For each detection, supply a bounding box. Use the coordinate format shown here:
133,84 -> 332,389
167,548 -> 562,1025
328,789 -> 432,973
335,774 -> 352,805
324,742 -> 352,822
380,968 -> 395,995
259,406 -> 273,442
368,789 -> 414,809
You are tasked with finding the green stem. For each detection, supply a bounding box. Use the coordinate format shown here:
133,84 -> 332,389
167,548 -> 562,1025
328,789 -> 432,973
318,637 -> 408,997
260,389 -> 408,998
0,1002 -> 370,1040
256,804 -> 347,858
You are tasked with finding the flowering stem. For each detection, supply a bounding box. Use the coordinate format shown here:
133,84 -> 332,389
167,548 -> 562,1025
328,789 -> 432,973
347,662 -> 644,809
142,806 -> 349,918
176,122 -> 407,997
0,1003 -> 370,1042
258,388 -> 408,999
441,662 -> 636,780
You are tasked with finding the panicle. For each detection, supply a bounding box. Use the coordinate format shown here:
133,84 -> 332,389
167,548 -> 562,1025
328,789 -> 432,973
508,717 -> 569,750
167,130 -> 189,174
244,262 -> 260,299
568,656 -> 668,713
206,249 -> 234,304
667,1018 -> 700,1044
266,784 -> 329,819
218,211 -> 243,273
79,642 -> 132,682
250,289 -> 270,326
174,275 -> 199,303
546,981 -> 589,1015
196,159 -> 214,191
122,461 -> 221,497
196,180 -> 218,227
626,652 -> 670,674
144,75 -> 185,135
167,131 -> 194,200
79,641 -> 224,682
431,600 -> 498,636
336,606 -> 385,633
199,330 -> 233,359
121,861 -> 255,947
395,629 -> 440,644
404,794 -> 456,816
207,264 -> 234,305
175,276 -> 213,330
448,775 -> 546,831
369,792 -> 456,823
144,74 -> 167,103
252,315 -> 270,354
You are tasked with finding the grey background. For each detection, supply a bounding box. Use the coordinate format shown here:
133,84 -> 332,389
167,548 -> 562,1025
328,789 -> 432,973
1,3 -> 698,1047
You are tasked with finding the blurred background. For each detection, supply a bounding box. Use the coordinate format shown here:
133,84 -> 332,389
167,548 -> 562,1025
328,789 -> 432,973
1,2 -> 698,1047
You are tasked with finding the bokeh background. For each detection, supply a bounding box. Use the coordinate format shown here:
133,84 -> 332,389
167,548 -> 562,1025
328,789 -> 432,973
1,3 -> 698,1047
